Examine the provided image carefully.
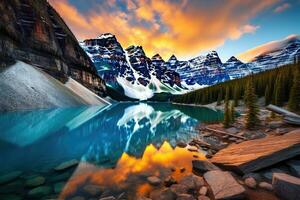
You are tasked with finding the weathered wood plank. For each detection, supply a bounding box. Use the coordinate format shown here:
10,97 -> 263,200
210,129 -> 300,174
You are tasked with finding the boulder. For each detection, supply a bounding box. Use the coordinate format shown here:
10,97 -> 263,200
258,182 -> 273,191
192,160 -> 220,174
0,171 -> 22,184
204,171 -> 245,200
0,194 -> 22,200
226,127 -> 239,134
150,188 -> 176,200
28,186 -> 52,198
176,194 -> 196,200
54,159 -> 79,171
286,160 -> 300,177
268,121 -> 283,129
272,173 -> 300,200
25,176 -> 45,187
147,176 -> 161,186
179,175 -> 204,190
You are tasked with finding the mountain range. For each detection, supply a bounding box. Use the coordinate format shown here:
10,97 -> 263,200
81,34 -> 300,100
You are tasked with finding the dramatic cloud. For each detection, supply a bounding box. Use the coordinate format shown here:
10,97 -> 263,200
237,34 -> 300,62
274,2 -> 290,13
49,0 -> 278,60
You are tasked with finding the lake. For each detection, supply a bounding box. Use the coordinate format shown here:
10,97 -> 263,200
0,103 -> 223,200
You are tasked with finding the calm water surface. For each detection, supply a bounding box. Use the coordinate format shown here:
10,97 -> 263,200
0,103 -> 223,200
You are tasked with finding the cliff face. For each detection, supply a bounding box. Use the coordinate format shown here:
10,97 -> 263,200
0,0 -> 106,96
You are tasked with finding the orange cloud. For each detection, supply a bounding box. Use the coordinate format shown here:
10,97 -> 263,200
49,0 -> 278,60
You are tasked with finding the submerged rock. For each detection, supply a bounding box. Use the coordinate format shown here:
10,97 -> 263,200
192,160 -> 220,174
0,171 -> 22,185
54,159 -> 79,171
28,186 -> 52,198
54,182 -> 65,193
179,174 -> 204,190
272,173 -> 300,200
25,176 -> 45,187
204,171 -> 245,200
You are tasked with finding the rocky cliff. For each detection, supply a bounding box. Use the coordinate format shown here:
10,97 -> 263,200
0,0 -> 106,96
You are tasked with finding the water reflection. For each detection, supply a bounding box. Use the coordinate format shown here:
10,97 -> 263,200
0,103 -> 223,199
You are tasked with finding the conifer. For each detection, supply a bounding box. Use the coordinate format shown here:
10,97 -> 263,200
223,87 -> 230,128
244,79 -> 259,129
233,86 -> 239,107
217,89 -> 222,106
288,66 -> 300,112
264,85 -> 271,106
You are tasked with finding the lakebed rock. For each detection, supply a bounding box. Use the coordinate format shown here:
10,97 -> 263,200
272,173 -> 300,200
147,176 -> 162,186
150,188 -> 176,200
28,186 -> 52,198
0,171 -> 22,185
204,171 -> 245,200
192,160 -> 220,174
25,176 -> 45,187
179,174 -> 204,190
54,159 -> 79,171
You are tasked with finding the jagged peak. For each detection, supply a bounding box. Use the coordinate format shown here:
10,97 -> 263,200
151,53 -> 164,61
168,54 -> 178,61
226,56 -> 243,63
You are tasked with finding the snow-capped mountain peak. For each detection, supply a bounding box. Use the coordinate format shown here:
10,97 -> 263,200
97,33 -> 115,39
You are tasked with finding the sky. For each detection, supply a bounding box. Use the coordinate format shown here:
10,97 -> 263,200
48,0 -> 300,62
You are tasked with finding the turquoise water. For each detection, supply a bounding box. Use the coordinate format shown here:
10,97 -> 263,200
0,103 -> 223,199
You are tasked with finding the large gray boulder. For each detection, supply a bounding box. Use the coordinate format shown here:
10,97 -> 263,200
272,173 -> 300,200
204,171 -> 245,200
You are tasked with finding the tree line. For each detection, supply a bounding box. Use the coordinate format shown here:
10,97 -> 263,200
173,63 -> 300,114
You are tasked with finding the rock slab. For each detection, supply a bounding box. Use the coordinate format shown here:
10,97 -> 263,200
204,171 -> 245,200
192,160 -> 220,174
272,173 -> 300,200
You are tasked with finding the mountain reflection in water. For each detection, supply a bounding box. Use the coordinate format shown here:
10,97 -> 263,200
0,103 -> 223,200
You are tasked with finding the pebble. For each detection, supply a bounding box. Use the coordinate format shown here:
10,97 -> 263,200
199,186 -> 208,196
244,177 -> 257,189
164,176 -> 177,187
198,195 -> 210,200
147,176 -> 161,186
54,159 -> 79,171
259,182 -> 273,191
83,184 -> 104,196
25,176 -> 45,187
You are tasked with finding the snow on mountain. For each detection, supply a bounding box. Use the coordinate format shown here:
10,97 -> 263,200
81,34 -> 300,100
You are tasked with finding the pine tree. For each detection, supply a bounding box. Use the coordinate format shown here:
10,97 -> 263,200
288,66 -> 300,112
264,85 -> 271,106
274,74 -> 284,106
244,79 -> 259,129
217,89 -> 222,106
223,87 -> 230,128
233,85 -> 239,107
229,100 -> 235,123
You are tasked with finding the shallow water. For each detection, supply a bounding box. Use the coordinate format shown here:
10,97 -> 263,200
0,103 -> 223,200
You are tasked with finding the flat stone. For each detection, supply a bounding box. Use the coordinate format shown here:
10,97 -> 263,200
192,160 -> 220,174
199,186 -> 208,196
188,146 -> 199,152
49,172 -> 71,182
0,194 -> 22,200
25,176 -> 45,187
276,128 -> 290,135
28,186 -> 52,198
177,194 -> 196,200
177,141 -> 187,148
150,188 -> 176,200
204,171 -> 246,200
244,177 -> 257,189
286,160 -> 300,177
179,174 -> 204,190
164,176 -> 177,187
258,182 -> 273,191
0,171 -> 22,184
272,173 -> 300,200
198,195 -> 210,200
99,196 -> 116,200
170,184 -> 189,195
211,129 -> 300,174
54,159 -> 79,171
147,176 -> 161,186
268,121 -> 283,129
83,184 -> 104,196
0,180 -> 23,194
54,182 -> 65,193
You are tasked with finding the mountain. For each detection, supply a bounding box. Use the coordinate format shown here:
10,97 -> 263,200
81,34 -> 184,100
81,33 -> 300,100
0,0 -> 109,110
